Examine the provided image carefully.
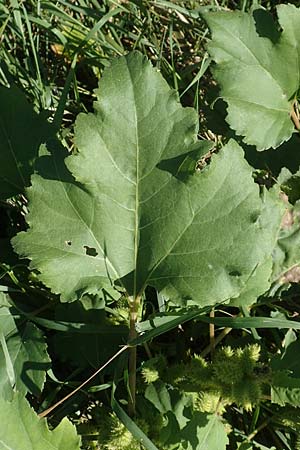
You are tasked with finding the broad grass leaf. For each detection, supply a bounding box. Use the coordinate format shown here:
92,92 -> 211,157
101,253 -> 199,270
0,84 -> 53,199
204,5 -> 300,150
0,393 -> 81,450
13,52 -> 283,305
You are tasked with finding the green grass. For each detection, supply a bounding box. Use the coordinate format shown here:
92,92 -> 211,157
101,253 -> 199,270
1,0 -> 283,125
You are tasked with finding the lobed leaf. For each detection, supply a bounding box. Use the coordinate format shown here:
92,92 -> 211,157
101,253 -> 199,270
13,52 -> 283,305
204,5 -> 300,150
145,381 -> 228,449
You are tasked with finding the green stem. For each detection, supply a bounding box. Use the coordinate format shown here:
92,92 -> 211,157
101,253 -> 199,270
209,308 -> 215,358
128,296 -> 140,416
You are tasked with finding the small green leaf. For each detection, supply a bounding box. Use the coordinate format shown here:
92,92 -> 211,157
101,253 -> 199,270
0,393 -> 81,450
145,382 -> 173,414
204,5 -> 300,150
237,443 -> 253,450
271,370 -> 300,407
179,412 -> 228,450
271,332 -> 300,376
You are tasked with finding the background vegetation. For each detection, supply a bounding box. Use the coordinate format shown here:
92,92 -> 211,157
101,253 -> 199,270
1,0 -> 300,449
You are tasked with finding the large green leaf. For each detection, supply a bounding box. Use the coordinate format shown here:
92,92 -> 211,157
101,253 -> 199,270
204,5 -> 300,150
13,52 -> 283,305
0,84 -> 53,199
0,393 -> 81,450
0,293 -> 51,399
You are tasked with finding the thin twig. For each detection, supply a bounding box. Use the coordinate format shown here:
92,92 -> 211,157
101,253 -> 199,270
201,326 -> 232,357
39,345 -> 129,418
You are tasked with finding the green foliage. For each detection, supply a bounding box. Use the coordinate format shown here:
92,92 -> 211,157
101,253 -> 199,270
1,2 -> 300,449
144,345 -> 268,413
0,84 -> 53,199
271,331 -> 300,407
0,293 -> 51,399
13,52 -> 283,307
144,382 -> 229,450
0,393 -> 81,450
95,411 -> 144,450
204,4 -> 300,150
141,355 -> 166,384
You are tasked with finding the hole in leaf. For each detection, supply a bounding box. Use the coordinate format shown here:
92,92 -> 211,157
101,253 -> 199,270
65,240 -> 72,246
84,246 -> 98,257
228,270 -> 241,277
250,211 -> 260,223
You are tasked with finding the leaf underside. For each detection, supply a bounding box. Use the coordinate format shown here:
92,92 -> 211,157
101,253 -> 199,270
204,4 -> 300,150
13,52 -> 283,305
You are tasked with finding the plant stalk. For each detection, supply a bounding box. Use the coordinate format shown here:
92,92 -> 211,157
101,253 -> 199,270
291,100 -> 300,130
209,308 -> 215,358
128,296 -> 140,416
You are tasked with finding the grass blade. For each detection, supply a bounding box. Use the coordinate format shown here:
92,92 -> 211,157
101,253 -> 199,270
111,382 -> 159,450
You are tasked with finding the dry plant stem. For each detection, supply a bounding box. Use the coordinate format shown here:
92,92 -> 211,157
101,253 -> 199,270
128,295 -> 140,416
39,345 -> 128,418
291,101 -> 300,130
209,308 -> 215,357
201,326 -> 232,357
